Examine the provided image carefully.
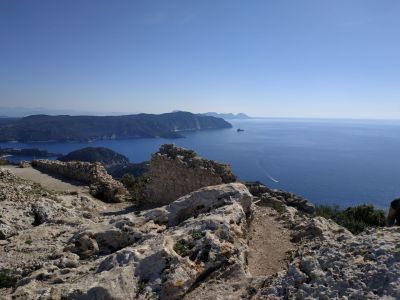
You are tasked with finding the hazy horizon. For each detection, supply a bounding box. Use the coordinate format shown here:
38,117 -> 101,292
1,1 -> 399,119
3,106 -> 400,122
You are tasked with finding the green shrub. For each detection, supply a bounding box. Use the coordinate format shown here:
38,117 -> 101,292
120,173 -> 135,188
174,240 -> 190,256
191,231 -> 205,240
316,204 -> 386,234
119,174 -> 148,204
0,269 -> 18,288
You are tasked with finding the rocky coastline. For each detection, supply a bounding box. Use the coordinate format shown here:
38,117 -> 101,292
0,144 -> 398,299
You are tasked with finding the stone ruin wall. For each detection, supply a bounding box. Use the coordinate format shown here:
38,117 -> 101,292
144,144 -> 237,205
31,160 -> 129,203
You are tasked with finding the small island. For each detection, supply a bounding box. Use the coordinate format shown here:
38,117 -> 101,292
202,112 -> 250,120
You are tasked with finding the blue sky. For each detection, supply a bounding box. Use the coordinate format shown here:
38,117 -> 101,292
1,0 -> 399,118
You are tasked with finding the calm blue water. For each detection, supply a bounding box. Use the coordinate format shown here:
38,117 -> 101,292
1,118 -> 400,209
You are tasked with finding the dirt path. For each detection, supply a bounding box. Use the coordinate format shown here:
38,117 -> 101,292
4,165 -> 89,193
248,206 -> 295,277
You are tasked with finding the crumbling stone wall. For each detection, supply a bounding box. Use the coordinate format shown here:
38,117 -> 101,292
144,144 -> 237,205
31,160 -> 129,203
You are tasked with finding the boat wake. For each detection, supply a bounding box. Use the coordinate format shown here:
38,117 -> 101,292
265,172 -> 279,183
258,160 -> 279,183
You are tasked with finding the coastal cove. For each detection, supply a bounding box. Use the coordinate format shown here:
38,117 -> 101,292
2,118 -> 400,209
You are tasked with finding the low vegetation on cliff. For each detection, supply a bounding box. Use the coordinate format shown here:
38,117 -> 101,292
0,269 -> 18,289
119,173 -> 149,205
316,204 -> 386,234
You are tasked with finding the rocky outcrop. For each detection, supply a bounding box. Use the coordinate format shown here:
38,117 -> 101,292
246,181 -> 315,214
2,146 -> 400,300
0,168 -> 103,284
31,160 -> 129,203
18,161 -> 31,168
144,144 -> 237,205
3,181 -> 253,299
258,220 -> 400,299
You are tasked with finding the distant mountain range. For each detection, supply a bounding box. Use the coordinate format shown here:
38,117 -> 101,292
0,111 -> 232,142
1,107 -> 251,120
202,112 -> 250,119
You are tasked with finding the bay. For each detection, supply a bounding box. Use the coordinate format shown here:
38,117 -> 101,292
1,118 -> 400,209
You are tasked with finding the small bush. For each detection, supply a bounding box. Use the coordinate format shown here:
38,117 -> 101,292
119,173 -> 148,204
0,269 -> 18,288
191,231 -> 205,240
119,173 -> 135,188
25,239 -> 33,245
316,204 -> 386,234
174,240 -> 190,257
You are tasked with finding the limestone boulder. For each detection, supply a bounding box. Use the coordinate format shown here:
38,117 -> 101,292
11,183 -> 253,300
261,226 -> 400,299
142,183 -> 252,227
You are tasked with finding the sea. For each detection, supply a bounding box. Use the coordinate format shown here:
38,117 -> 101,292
1,118 -> 400,209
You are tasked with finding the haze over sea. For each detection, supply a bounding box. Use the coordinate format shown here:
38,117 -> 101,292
1,118 -> 400,209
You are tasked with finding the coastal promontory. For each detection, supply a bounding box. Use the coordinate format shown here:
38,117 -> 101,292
0,112 -> 232,142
